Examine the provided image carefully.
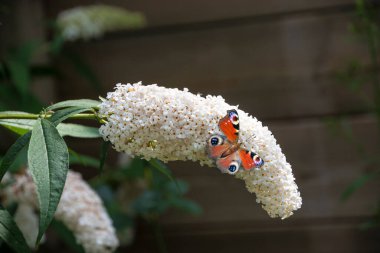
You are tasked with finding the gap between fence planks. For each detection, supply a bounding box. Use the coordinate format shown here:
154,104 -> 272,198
159,115 -> 380,224
55,11 -> 369,120
43,2 -> 380,252
46,0 -> 354,27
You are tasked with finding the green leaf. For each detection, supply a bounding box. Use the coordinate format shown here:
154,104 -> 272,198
51,220 -> 84,253
99,141 -> 110,172
131,191 -> 160,215
169,198 -> 202,215
6,41 -> 41,98
28,118 -> 69,244
57,123 -> 101,138
46,99 -> 100,111
7,145 -> 28,173
10,41 -> 41,63
0,112 -> 36,135
63,49 -> 102,92
0,111 -> 35,116
0,119 -> 35,135
69,149 -> 100,168
49,107 -> 91,126
341,171 -> 380,201
7,58 -> 29,97
0,132 -> 31,181
149,159 -> 183,193
0,86 -> 17,111
0,119 -> 101,138
149,159 -> 172,178
121,158 -> 145,179
0,208 -> 31,253
0,62 -> 6,80
49,34 -> 65,55
164,180 -> 188,194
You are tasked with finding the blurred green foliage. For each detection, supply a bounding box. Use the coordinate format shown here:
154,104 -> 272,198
334,0 -> 380,228
0,41 -> 45,112
0,3 -> 199,252
92,158 -> 201,253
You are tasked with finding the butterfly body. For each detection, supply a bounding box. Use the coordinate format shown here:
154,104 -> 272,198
207,109 -> 264,175
222,142 -> 240,157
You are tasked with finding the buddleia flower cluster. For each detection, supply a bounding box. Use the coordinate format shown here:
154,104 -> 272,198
1,170 -> 119,253
56,5 -> 146,41
99,82 -> 302,219
13,203 -> 41,249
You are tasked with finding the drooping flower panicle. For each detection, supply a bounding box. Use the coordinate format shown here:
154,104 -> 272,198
1,170 -> 119,253
99,82 -> 302,219
13,203 -> 41,249
57,5 -> 146,41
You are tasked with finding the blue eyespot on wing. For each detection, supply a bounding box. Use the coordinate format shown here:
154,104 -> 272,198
215,152 -> 241,175
226,161 -> 240,175
207,134 -> 229,159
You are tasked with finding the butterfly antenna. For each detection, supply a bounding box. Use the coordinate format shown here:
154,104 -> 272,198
245,133 -> 256,143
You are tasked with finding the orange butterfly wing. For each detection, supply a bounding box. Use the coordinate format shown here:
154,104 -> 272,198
239,149 -> 264,170
207,134 -> 241,174
208,109 -> 264,174
219,109 -> 239,142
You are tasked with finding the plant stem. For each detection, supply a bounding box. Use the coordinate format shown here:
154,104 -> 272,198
0,112 -> 97,120
367,28 -> 380,120
362,2 -> 380,125
151,221 -> 168,253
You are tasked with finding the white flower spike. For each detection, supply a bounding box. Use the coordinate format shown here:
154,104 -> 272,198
57,5 -> 145,41
99,82 -> 302,219
1,170 -> 119,253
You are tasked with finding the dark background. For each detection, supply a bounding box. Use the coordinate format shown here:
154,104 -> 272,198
2,0 -> 380,252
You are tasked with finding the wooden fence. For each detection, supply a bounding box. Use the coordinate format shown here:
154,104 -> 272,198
16,0 -> 380,252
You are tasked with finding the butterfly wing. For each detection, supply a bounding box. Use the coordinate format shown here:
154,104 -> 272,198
207,134 -> 241,174
216,151 -> 241,175
219,109 -> 240,142
208,109 -> 264,174
207,134 -> 230,159
239,149 -> 264,170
